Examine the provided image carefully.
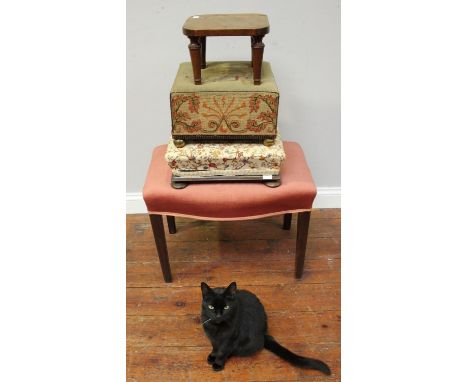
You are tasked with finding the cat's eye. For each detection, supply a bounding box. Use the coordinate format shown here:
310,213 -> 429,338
208,305 -> 214,310
224,305 -> 229,310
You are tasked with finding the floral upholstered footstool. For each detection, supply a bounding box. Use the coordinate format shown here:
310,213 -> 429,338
170,61 -> 279,148
165,135 -> 285,188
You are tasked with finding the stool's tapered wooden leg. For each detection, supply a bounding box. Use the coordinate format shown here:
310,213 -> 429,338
282,213 -> 292,230
166,215 -> 176,234
250,36 -> 254,67
252,35 -> 265,85
188,36 -> 202,84
149,214 -> 172,282
200,36 -> 206,69
295,211 -> 311,279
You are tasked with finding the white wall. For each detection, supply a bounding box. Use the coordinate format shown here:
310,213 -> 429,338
127,0 -> 340,196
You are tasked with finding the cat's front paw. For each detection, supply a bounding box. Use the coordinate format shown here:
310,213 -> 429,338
207,354 -> 216,365
212,363 -> 224,372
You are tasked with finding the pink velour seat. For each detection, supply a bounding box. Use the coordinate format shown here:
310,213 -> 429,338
143,141 -> 317,220
142,141 -> 317,283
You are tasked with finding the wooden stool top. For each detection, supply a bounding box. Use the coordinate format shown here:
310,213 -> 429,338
182,13 -> 270,36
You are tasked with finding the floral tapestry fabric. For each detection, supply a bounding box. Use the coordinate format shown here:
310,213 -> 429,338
171,92 -> 278,136
170,61 -> 279,138
165,137 -> 285,177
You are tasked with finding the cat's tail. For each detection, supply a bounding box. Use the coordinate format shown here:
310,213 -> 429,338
264,335 -> 331,376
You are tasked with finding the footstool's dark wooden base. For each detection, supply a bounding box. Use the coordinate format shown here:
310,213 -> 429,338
170,137 -> 277,148
148,212 -> 311,282
171,174 -> 281,189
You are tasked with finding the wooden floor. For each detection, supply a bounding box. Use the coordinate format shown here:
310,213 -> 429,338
127,209 -> 341,382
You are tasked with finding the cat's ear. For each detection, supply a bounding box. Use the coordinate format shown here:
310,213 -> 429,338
201,282 -> 212,298
224,282 -> 237,299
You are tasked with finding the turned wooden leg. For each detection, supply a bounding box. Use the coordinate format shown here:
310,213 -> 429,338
149,214 -> 172,282
251,35 -> 265,85
166,215 -> 176,234
295,211 -> 311,279
188,36 -> 202,84
282,213 -> 292,230
200,36 -> 206,69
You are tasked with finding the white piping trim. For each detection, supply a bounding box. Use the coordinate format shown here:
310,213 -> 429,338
126,187 -> 340,214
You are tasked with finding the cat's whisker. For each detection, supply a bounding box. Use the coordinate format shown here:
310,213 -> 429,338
201,317 -> 212,325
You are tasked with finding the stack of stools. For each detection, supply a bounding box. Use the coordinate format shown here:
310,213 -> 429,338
165,14 -> 285,189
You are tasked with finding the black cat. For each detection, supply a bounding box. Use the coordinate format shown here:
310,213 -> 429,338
200,281 -> 331,375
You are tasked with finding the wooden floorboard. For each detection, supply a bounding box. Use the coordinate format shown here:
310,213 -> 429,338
127,209 -> 341,381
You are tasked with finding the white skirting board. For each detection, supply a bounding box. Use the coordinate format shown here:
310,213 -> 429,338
126,187 -> 340,214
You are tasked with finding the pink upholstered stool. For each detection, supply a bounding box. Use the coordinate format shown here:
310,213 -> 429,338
143,141 -> 317,282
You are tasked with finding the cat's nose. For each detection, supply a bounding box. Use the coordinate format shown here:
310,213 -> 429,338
216,312 -> 222,318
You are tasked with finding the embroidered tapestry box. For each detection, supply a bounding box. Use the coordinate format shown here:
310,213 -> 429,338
165,136 -> 285,177
170,61 -> 279,146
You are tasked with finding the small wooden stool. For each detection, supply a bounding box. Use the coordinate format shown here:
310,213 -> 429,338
143,142 -> 317,283
182,13 -> 270,85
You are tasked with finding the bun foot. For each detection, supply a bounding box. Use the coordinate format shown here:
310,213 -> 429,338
171,180 -> 188,189
173,139 -> 186,148
263,138 -> 274,147
264,180 -> 281,188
